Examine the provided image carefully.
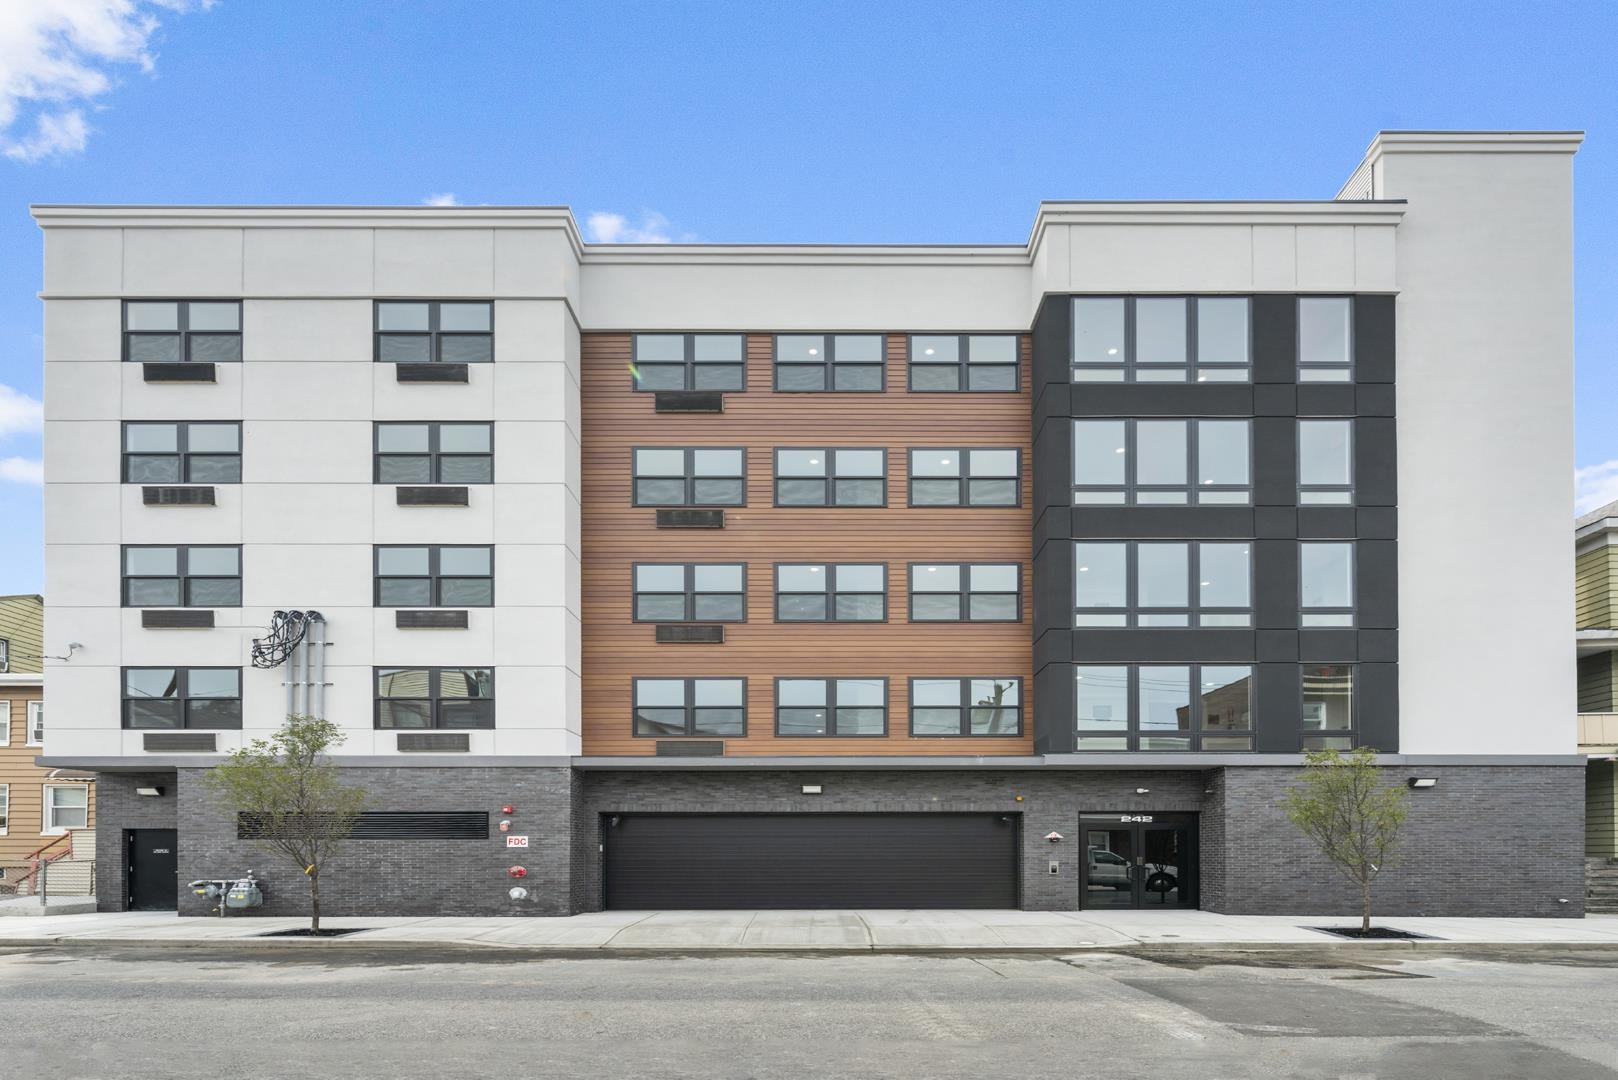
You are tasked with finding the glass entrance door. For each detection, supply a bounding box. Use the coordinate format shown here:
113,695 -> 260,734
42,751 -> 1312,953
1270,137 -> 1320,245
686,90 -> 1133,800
1079,815 -> 1196,909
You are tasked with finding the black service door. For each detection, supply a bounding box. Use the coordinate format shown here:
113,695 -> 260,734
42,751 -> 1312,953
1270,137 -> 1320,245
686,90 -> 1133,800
127,829 -> 178,911
604,813 -> 1018,909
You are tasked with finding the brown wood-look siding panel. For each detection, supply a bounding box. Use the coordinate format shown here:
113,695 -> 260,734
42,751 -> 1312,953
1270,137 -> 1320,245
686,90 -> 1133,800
0,687 -> 95,863
582,332 -> 1034,757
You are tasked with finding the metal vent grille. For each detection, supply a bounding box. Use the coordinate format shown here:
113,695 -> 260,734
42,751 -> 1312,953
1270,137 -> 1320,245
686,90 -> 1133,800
239,810 -> 489,840
143,362 -> 216,383
655,624 -> 724,644
396,486 -> 470,506
655,509 -> 725,529
396,610 -> 469,629
396,363 -> 469,383
143,486 -> 216,506
654,391 -> 725,413
143,732 -> 217,753
142,609 -> 215,629
656,740 -> 725,757
397,732 -> 471,753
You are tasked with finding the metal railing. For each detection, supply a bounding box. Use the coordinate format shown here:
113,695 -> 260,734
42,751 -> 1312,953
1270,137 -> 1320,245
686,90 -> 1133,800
37,859 -> 95,905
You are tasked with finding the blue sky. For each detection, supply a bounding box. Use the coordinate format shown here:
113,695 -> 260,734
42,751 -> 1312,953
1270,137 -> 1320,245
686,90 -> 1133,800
0,0 -> 1614,593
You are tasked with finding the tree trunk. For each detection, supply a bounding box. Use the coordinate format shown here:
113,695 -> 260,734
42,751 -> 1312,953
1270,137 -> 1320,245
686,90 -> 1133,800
310,870 -> 321,935
1361,876 -> 1372,933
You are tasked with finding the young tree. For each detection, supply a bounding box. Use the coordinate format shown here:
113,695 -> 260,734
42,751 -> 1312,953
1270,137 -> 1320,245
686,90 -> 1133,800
202,715 -> 365,934
1282,747 -> 1409,933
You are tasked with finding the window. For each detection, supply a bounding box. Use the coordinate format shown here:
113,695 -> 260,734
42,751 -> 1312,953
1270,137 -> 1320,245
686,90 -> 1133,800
42,785 -> 88,835
0,784 -> 7,834
774,448 -> 885,506
776,678 -> 888,736
375,423 -> 493,484
122,668 -> 241,729
375,301 -> 493,363
908,449 -> 1020,507
1298,420 -> 1353,505
633,564 -> 746,622
908,334 -> 1019,392
1072,419 -> 1250,505
375,546 -> 494,607
0,700 -> 8,745
0,639 -> 7,672
631,334 -> 745,391
910,678 -> 1021,736
633,678 -> 746,737
123,422 -> 241,484
910,563 -> 1020,622
632,448 -> 746,506
1298,297 -> 1352,382
122,546 -> 241,607
26,702 -> 43,746
1075,664 -> 1253,751
123,301 -> 241,363
1071,297 -> 1249,382
1302,663 -> 1356,750
1074,541 -> 1251,627
774,334 -> 885,392
775,564 -> 886,622
1300,542 -> 1354,626
375,667 -> 495,729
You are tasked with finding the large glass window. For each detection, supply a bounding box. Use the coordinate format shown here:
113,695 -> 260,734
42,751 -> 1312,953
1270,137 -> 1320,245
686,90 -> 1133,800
122,546 -> 241,607
775,563 -> 885,622
375,546 -> 494,607
123,422 -> 241,484
1075,665 -> 1252,751
908,448 -> 1020,507
633,564 -> 746,622
1072,419 -> 1250,505
632,448 -> 745,506
910,563 -> 1020,622
1074,541 -> 1250,627
375,423 -> 493,484
908,334 -> 1018,392
632,334 -> 745,391
1298,297 -> 1352,382
1071,297 -> 1249,382
375,301 -> 493,363
774,448 -> 885,506
123,301 -> 241,363
376,667 -> 495,729
909,678 -> 1021,736
1300,542 -> 1355,626
776,678 -> 887,736
1302,663 -> 1356,750
633,678 -> 746,737
774,334 -> 884,392
1298,420 -> 1353,505
122,667 -> 242,729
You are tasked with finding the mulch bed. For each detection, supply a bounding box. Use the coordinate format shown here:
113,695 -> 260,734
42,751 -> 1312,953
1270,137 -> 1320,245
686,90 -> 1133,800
1309,926 -> 1440,940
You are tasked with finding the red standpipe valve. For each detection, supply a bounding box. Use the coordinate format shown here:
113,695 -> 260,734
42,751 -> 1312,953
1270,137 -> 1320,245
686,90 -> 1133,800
507,866 -> 527,878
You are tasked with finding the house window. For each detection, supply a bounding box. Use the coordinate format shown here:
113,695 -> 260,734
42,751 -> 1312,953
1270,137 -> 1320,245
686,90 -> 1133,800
908,334 -> 1019,392
774,448 -> 885,506
1298,420 -> 1353,505
775,564 -> 886,622
122,546 -> 241,607
26,702 -> 43,746
122,422 -> 242,484
632,448 -> 746,506
910,678 -> 1021,736
633,564 -> 746,622
774,334 -> 885,392
1072,419 -> 1250,505
375,423 -> 493,484
1302,663 -> 1356,750
1075,664 -> 1253,751
375,546 -> 494,607
0,784 -> 7,834
631,334 -> 745,391
1300,542 -> 1355,626
122,667 -> 242,729
0,699 -> 9,745
776,678 -> 888,736
375,301 -> 493,363
910,563 -> 1020,622
633,678 -> 746,737
1071,297 -> 1249,382
42,785 -> 88,835
123,301 -> 242,363
375,667 -> 495,729
1298,297 -> 1352,382
908,448 -> 1020,507
1074,541 -> 1251,627
0,639 -> 7,672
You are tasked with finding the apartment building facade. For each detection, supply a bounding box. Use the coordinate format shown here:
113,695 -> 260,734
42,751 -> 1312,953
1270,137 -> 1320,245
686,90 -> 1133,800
36,131 -> 1585,918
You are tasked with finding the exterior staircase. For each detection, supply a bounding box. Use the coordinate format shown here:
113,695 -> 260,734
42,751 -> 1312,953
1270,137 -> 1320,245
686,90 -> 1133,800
1587,858 -> 1618,914
0,829 -> 96,915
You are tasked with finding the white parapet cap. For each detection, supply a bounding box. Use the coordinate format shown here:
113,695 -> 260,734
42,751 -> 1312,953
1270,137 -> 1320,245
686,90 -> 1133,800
1338,129 -> 1585,199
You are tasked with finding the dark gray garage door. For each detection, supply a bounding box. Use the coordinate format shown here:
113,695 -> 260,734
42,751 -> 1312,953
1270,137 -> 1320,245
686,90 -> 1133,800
603,813 -> 1019,909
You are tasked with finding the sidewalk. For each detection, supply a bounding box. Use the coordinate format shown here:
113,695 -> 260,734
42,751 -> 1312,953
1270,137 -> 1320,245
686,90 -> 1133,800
5,909 -> 1618,952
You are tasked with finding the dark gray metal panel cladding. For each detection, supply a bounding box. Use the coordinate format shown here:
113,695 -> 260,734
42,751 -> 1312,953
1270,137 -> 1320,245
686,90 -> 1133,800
1251,296 -> 1297,384
603,813 -> 1019,910
1354,295 -> 1397,384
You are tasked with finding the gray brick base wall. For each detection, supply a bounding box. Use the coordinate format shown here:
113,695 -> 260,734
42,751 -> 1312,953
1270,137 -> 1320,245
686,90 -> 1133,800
93,772 -> 179,913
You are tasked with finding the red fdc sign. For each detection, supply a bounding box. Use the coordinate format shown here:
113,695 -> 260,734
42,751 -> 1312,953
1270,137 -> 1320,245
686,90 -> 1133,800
505,835 -> 530,848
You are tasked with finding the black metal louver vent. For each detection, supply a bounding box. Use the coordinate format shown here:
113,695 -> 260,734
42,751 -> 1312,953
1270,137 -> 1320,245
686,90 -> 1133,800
397,486 -> 470,506
396,610 -> 469,629
143,362 -> 216,383
656,740 -> 725,757
655,509 -> 725,529
396,363 -> 469,383
143,732 -> 217,753
143,486 -> 216,506
654,391 -> 725,413
239,810 -> 489,840
655,624 -> 724,644
142,609 -> 215,629
396,732 -> 471,753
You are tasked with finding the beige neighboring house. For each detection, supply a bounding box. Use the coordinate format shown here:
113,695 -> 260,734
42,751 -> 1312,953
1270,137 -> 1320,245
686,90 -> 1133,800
0,595 -> 95,898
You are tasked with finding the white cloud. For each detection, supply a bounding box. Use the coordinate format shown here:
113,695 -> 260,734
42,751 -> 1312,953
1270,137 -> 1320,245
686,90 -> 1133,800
0,0 -> 215,163
0,384 -> 43,439
0,457 -> 43,485
585,210 -> 696,244
1577,460 -> 1618,515
421,192 -> 458,206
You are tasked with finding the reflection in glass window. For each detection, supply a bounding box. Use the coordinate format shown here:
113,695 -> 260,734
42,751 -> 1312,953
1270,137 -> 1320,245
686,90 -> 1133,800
1073,542 -> 1250,627
632,447 -> 745,506
1298,298 -> 1352,382
124,301 -> 242,363
1075,665 -> 1253,751
633,564 -> 746,622
774,448 -> 885,506
775,564 -> 885,622
774,334 -> 884,392
1071,297 -> 1249,382
1072,420 -> 1250,506
632,334 -> 745,391
908,448 -> 1020,506
1299,420 -> 1353,504
909,678 -> 1021,736
1301,542 -> 1355,626
909,334 -> 1019,392
633,678 -> 746,737
376,301 -> 493,363
776,678 -> 887,736
1301,663 -> 1356,750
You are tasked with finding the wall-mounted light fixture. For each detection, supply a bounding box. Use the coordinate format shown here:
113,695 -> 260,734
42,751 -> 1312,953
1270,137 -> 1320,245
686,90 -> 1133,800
135,786 -> 164,797
1408,777 -> 1438,789
801,784 -> 823,795
1135,787 -> 1150,795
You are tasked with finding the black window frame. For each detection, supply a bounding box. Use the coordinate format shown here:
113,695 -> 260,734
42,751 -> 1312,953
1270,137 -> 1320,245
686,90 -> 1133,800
631,446 -> 747,507
906,333 -> 1020,393
1300,540 -> 1356,627
374,667 -> 496,730
374,422 -> 495,485
121,545 -> 242,608
772,447 -> 888,507
374,545 -> 495,608
121,300 -> 242,364
773,563 -> 887,623
908,562 -> 1022,623
1297,296 -> 1355,383
1074,664 -> 1255,752
1071,418 -> 1252,506
1070,296 -> 1251,383
772,333 -> 886,393
630,333 -> 747,392
373,300 -> 494,364
121,666 -> 242,730
1301,662 -> 1357,750
632,563 -> 748,623
907,447 -> 1022,507
908,677 -> 1023,737
121,421 -> 242,484
1073,540 -> 1252,628
632,677 -> 748,738
774,677 -> 890,737
1297,419 -> 1355,506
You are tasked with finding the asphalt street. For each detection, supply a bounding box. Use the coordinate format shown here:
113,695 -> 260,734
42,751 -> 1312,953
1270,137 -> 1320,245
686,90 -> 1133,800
4,946 -> 1618,1079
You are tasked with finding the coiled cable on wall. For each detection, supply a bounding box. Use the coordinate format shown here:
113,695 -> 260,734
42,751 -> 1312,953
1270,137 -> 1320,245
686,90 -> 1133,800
251,609 -> 315,669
